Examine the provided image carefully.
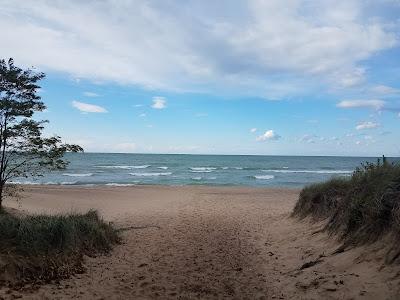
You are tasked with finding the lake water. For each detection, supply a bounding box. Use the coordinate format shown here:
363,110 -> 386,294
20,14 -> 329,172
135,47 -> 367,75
11,153 -> 398,188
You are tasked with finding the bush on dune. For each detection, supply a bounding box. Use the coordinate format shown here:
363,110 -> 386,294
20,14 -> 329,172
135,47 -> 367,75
0,209 -> 120,287
292,160 -> 400,262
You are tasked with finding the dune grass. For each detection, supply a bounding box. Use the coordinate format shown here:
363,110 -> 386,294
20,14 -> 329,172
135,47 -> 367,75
292,160 -> 400,262
0,209 -> 120,287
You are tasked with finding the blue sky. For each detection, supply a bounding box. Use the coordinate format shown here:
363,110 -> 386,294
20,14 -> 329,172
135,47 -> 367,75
1,0 -> 400,156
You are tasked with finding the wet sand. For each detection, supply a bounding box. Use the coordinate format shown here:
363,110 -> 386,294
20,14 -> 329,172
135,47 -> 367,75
2,185 -> 399,299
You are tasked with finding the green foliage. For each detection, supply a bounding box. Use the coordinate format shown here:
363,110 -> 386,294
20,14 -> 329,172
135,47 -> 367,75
293,161 -> 400,259
0,210 -> 120,286
0,58 -> 82,206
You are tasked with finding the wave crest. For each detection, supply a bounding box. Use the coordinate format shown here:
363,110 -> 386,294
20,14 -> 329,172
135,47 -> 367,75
63,173 -> 93,177
129,172 -> 172,177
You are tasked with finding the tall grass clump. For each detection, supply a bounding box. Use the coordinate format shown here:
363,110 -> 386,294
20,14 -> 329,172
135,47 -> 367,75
292,159 -> 400,262
0,210 -> 120,287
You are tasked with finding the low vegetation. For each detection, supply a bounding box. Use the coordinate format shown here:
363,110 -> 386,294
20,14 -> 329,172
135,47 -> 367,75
292,159 -> 400,263
0,209 -> 120,288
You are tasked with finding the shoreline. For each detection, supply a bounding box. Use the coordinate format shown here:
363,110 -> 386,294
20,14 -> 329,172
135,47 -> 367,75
10,183 -> 304,190
2,185 -> 399,299
13,183 -> 302,189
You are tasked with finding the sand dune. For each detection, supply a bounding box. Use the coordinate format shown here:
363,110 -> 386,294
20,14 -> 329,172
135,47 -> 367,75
2,185 -> 400,299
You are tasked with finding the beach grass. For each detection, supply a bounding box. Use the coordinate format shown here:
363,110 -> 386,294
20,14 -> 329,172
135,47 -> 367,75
0,209 -> 120,287
292,160 -> 400,262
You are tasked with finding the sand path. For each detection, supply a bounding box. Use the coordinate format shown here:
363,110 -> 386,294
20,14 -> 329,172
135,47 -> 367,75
2,186 -> 400,299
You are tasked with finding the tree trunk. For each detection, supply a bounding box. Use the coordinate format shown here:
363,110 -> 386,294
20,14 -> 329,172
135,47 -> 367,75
0,183 -> 3,211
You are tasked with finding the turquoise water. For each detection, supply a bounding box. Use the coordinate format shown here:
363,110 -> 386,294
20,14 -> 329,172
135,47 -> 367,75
11,153 -> 399,188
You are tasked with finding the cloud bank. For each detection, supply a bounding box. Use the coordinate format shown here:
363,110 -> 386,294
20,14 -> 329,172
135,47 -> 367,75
0,0 -> 397,98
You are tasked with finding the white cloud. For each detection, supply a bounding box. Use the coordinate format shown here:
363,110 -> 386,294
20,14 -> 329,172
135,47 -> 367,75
250,128 -> 257,133
134,104 -> 144,108
355,121 -> 379,130
151,96 -> 167,109
356,141 -> 361,145
139,113 -> 146,117
72,100 -> 107,113
83,91 -> 99,97
256,130 -> 281,141
0,1 -> 397,96
337,99 -> 386,110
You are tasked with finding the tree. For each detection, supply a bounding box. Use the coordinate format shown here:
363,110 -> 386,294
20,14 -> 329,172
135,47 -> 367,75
0,58 -> 82,209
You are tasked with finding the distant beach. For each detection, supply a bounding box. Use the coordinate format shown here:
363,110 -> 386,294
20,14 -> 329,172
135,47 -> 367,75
10,153 -> 397,187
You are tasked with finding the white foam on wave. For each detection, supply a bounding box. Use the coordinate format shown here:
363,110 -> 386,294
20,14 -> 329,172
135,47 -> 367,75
129,172 -> 172,177
234,167 -> 243,170
262,169 -> 352,174
190,167 -> 217,171
60,181 -> 78,185
97,165 -> 150,169
63,173 -> 93,177
10,181 -> 41,185
190,170 -> 213,173
10,181 -> 78,185
106,183 -> 139,187
254,175 -> 275,180
157,166 -> 169,170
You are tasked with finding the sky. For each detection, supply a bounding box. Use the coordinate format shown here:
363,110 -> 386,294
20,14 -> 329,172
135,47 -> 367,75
1,0 -> 400,156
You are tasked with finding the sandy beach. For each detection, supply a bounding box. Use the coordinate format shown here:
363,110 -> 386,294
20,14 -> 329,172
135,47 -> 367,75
2,185 -> 400,299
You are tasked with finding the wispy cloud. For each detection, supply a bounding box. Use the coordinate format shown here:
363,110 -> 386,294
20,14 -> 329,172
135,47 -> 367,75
300,134 -> 318,143
337,68 -> 365,88
256,130 -> 281,141
72,100 -> 107,113
250,128 -> 257,133
151,96 -> 167,109
356,121 -> 379,130
370,85 -> 399,95
83,91 -> 99,97
337,99 -> 386,110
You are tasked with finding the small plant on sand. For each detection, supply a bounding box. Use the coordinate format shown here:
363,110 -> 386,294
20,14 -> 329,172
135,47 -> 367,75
0,58 -> 82,209
293,159 -> 400,263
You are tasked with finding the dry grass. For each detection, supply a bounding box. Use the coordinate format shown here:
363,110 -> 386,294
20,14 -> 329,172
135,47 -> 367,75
0,209 -> 120,288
